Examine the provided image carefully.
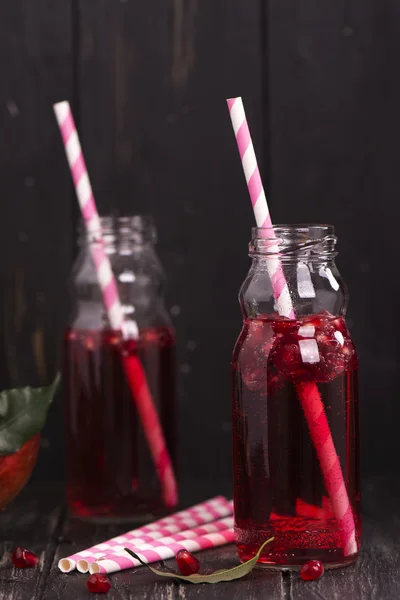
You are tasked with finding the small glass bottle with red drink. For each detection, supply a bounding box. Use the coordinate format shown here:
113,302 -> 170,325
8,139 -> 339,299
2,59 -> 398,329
232,225 -> 360,569
63,215 -> 177,520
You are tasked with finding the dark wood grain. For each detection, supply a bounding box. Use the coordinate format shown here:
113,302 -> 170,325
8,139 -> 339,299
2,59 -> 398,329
110,546 -> 284,600
45,477 -> 283,599
0,484 -> 63,600
1,476 -> 400,599
0,0 -> 74,480
289,517 -> 400,600
77,0 -> 264,485
0,0 -> 398,498
266,0 -> 400,476
289,477 -> 400,599
47,544 -> 284,600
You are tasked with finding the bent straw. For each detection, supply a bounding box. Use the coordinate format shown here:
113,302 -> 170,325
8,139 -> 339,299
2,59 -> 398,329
227,96 -> 357,556
54,101 -> 178,511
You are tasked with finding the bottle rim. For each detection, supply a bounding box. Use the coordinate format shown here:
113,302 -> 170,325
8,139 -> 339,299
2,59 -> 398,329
250,224 -> 337,259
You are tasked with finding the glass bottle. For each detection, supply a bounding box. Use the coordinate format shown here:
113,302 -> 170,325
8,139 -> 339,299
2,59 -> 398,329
63,215 -> 177,520
232,225 -> 360,568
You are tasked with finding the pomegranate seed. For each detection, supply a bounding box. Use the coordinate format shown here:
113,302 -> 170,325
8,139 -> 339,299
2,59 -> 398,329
12,546 -> 39,568
87,573 -> 112,593
271,314 -> 353,384
300,560 -> 324,581
176,549 -> 200,575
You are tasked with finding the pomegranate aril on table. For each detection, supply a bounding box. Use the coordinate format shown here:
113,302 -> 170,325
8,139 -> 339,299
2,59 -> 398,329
12,546 -> 39,568
299,560 -> 324,581
87,573 -> 112,593
176,549 -> 200,575
58,496 -> 234,575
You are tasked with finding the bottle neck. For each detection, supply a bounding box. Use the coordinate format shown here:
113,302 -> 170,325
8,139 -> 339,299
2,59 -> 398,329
71,214 -> 171,330
241,225 -> 347,320
78,215 -> 157,254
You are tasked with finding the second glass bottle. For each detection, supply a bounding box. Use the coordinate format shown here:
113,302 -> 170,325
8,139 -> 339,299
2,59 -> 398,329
63,215 -> 177,520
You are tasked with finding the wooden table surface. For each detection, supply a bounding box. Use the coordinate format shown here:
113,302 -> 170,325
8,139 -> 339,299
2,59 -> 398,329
0,476 -> 399,599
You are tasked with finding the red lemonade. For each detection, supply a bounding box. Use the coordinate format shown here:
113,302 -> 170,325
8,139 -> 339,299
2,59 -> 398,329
63,325 -> 176,520
232,312 -> 360,567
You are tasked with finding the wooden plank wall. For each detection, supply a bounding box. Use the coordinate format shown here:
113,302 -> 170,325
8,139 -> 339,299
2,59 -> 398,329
0,0 -> 263,483
0,1 -> 74,476
0,0 -> 399,482
267,0 -> 400,474
77,0 -> 263,482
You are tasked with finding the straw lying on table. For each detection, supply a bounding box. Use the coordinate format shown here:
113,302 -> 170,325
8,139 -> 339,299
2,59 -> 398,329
226,96 -> 357,556
58,496 -> 233,573
53,101 -> 178,510
79,517 -> 234,573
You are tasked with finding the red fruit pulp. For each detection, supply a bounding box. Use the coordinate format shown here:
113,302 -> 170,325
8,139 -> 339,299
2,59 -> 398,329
12,546 -> 39,568
232,312 -> 360,567
0,435 -> 40,510
300,560 -> 324,581
87,573 -> 111,593
63,326 -> 177,519
176,549 -> 200,575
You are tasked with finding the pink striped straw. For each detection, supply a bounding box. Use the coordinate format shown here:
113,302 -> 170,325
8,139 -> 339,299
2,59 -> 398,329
58,495 -> 233,572
226,96 -> 357,556
77,516 -> 234,573
227,98 -> 293,319
89,529 -> 235,575
53,101 -> 178,511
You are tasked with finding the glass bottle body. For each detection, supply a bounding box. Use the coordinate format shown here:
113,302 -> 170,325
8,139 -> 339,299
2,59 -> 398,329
232,226 -> 360,568
63,216 -> 177,520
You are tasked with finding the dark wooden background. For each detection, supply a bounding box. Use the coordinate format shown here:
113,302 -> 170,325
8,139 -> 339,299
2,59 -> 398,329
0,0 -> 398,488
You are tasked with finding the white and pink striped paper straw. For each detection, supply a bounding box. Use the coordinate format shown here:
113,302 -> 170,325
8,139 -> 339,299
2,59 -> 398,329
226,97 -> 294,319
53,101 -> 177,510
58,496 -> 233,572
226,96 -> 357,556
77,516 -> 234,572
90,529 -> 235,575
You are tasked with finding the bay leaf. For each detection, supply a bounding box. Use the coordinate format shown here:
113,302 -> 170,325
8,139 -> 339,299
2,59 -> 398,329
124,537 -> 274,584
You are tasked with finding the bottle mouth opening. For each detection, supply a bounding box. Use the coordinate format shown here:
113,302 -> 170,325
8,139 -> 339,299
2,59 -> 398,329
250,224 -> 337,259
251,224 -> 335,237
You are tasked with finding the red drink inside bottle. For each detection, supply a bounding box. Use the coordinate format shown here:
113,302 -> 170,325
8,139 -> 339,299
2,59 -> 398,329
232,311 -> 360,567
63,325 -> 176,520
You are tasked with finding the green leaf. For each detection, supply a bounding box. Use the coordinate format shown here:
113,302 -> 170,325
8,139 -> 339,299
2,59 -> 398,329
0,374 -> 60,456
124,537 -> 274,584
